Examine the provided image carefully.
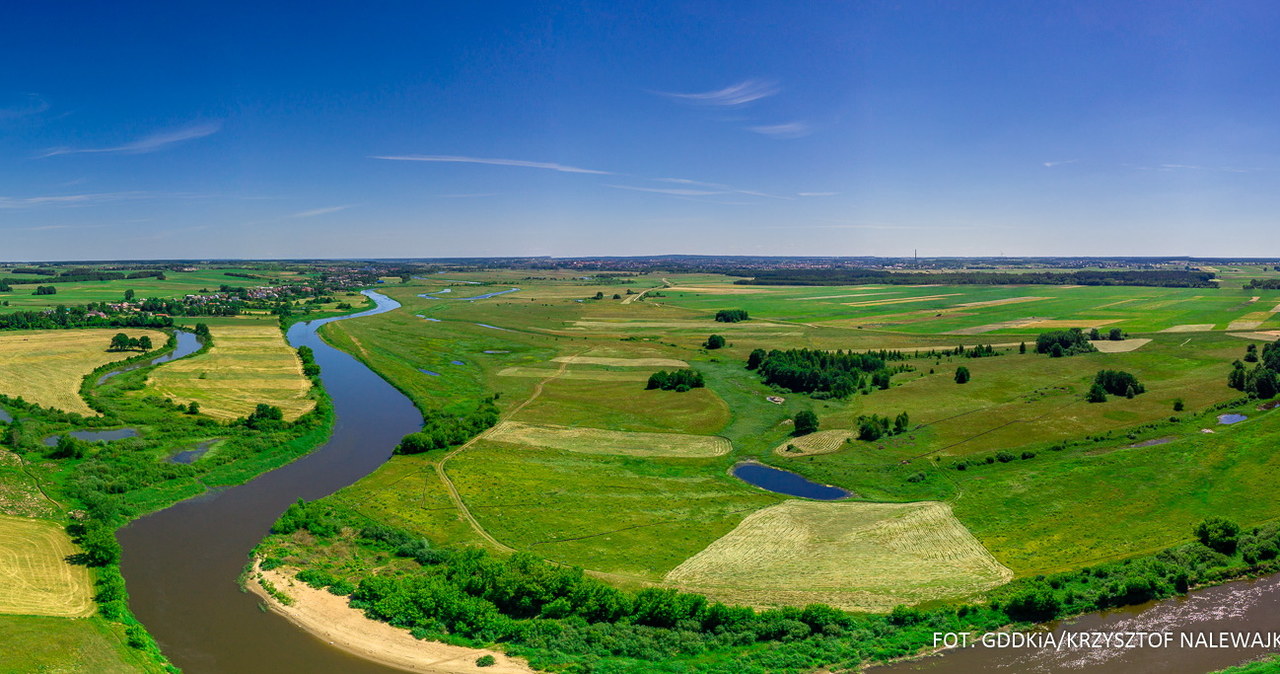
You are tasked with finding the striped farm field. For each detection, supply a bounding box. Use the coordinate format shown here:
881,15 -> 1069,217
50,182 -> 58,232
773,429 -> 856,456
487,420 -> 731,457
0,515 -> 94,618
146,322 -> 314,421
664,500 -> 1013,611
0,329 -> 168,416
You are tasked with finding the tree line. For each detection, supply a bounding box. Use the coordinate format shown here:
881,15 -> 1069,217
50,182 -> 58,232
108,333 -> 153,352
646,369 -> 705,391
1229,339 -> 1280,399
1087,370 -> 1145,402
715,309 -> 749,322
0,306 -> 174,331
1245,279 -> 1280,289
749,348 -> 892,399
734,269 -> 1218,288
1036,328 -> 1098,357
395,397 -> 501,454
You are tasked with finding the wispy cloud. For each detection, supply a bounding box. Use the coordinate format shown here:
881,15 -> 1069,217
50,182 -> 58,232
605,184 -> 726,196
654,79 -> 779,106
0,93 -> 49,120
287,205 -> 353,218
0,191 -> 160,209
435,192 -> 498,198
748,121 -> 810,139
39,122 -> 222,157
372,155 -> 612,175
653,177 -> 731,189
1042,159 -> 1079,168
798,192 -> 839,197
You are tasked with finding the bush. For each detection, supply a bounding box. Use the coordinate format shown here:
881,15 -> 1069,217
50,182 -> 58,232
793,410 -> 819,436
954,366 -> 970,384
1194,517 -> 1241,555
476,655 -> 497,667
704,334 -> 726,350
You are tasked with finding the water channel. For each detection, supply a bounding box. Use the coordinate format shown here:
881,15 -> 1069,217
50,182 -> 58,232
118,291 -> 420,673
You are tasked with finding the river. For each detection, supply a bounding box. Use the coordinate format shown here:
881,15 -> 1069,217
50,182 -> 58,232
118,291 -> 421,673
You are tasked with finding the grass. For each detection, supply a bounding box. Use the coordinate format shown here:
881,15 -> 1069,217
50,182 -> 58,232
0,514 -> 93,618
145,321 -> 314,421
663,500 -> 1012,611
0,329 -> 168,416
487,420 -> 732,457
0,614 -> 164,673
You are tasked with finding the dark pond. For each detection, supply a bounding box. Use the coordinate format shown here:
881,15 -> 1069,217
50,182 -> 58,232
871,575 -> 1280,674
451,360 -> 464,365
483,350 -> 510,354
43,428 -> 139,446
168,439 -> 217,465
118,290 -> 421,674
1218,414 -> 1248,425
98,330 -> 203,385
476,323 -> 511,331
732,462 -> 850,500
419,369 -> 441,376
0,407 -> 12,423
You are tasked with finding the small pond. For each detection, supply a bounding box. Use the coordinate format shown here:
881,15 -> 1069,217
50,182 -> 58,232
169,440 -> 217,465
482,350 -> 510,354
44,428 -> 139,446
476,323 -> 511,331
450,360 -> 464,365
419,369 -> 441,376
1219,413 -> 1248,425
0,408 -> 12,423
732,462 -> 850,500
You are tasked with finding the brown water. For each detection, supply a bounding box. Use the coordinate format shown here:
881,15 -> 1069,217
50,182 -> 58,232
118,292 -> 422,673
873,576 -> 1280,674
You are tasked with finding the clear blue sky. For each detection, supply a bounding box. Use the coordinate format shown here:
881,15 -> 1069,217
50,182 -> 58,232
3,1 -> 1278,260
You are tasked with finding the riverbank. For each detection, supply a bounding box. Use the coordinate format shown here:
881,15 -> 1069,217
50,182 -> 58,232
247,561 -> 532,674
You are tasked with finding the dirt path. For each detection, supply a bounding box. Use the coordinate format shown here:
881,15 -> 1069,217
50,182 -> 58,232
620,277 -> 671,304
249,564 -> 533,674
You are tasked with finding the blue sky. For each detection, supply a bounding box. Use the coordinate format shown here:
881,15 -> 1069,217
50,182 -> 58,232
2,1 -> 1278,260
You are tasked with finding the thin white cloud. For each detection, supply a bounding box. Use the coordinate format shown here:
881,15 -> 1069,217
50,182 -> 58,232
287,205 -> 353,218
0,93 -> 49,120
0,192 -> 159,209
39,122 -> 222,157
1042,159 -> 1079,168
372,155 -> 611,175
798,192 -> 839,197
435,192 -> 498,198
748,121 -> 810,139
605,184 -> 726,196
653,177 -> 731,189
655,79 -> 779,106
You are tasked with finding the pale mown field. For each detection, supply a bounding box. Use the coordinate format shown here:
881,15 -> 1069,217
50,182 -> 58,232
486,420 -> 731,458
146,323 -> 314,421
664,500 -> 1013,611
0,515 -> 94,618
0,329 -> 167,416
772,429 -> 857,456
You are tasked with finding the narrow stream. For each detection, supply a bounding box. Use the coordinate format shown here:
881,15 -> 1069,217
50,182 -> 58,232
118,291 -> 421,673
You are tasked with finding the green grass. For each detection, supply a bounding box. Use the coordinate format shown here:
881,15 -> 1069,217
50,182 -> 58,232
1216,655 -> 1280,674
0,615 -> 165,673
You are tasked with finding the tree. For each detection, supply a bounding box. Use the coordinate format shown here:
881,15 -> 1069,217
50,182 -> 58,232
612,294 -> 621,300
746,348 -> 766,370
1195,517 -> 1241,555
1125,384 -> 1136,399
1088,328 -> 1101,341
138,335 -> 153,351
1094,370 -> 1144,396
894,411 -> 910,434
1109,327 -> 1125,341
186,401 -> 201,415
954,366 -> 970,384
1019,342 -> 1026,354
1050,343 -> 1064,358
1173,398 -> 1184,411
704,334 -> 726,350
1229,361 -> 1248,390
124,289 -> 135,301
1086,383 -> 1108,403
109,333 -> 131,351
793,410 -> 819,436
593,291 -> 604,300
1245,344 -> 1259,363
194,323 -> 211,337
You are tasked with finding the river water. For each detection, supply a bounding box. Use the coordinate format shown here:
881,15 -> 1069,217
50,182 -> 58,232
118,291 -> 421,674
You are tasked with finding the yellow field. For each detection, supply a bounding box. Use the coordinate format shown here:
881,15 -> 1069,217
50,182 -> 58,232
0,329 -> 168,416
1091,338 -> 1153,353
1018,318 -> 1122,329
841,293 -> 961,308
497,367 -> 650,382
1160,323 -> 1216,333
550,355 -> 689,367
486,421 -> 732,457
952,296 -> 1049,308
773,429 -> 856,456
663,500 -> 1013,611
146,323 -> 314,421
0,515 -> 94,618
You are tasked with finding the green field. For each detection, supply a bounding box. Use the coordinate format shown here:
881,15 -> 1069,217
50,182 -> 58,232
285,272 -> 1280,611
0,614 -> 165,673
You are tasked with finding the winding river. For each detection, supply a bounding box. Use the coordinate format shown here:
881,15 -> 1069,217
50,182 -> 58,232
111,291 -> 1280,673
118,291 -> 420,673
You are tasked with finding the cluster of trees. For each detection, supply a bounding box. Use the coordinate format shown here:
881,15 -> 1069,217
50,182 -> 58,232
714,309 -> 749,322
748,348 -> 890,398
736,269 -> 1217,288
1245,279 -> 1280,289
1036,328 -> 1098,357
1088,327 -> 1126,341
108,333 -> 153,352
857,412 -> 909,441
394,398 -> 501,454
646,369 -> 705,392
792,410 -> 819,435
1229,339 -> 1280,398
33,285 -> 57,295
0,306 -> 174,331
952,450 -> 1037,470
704,334 -> 725,349
1086,370 -> 1145,402
297,345 -> 321,377
242,403 -> 285,430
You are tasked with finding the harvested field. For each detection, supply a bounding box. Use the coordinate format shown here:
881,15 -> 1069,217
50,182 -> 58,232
551,355 -> 688,367
842,293 -> 961,308
952,296 -> 1049,308
146,323 -> 314,421
0,329 -> 167,416
1229,312 -> 1273,331
496,367 -> 649,382
664,500 -> 1012,611
487,421 -> 731,457
664,286 -> 772,294
1018,318 -> 1122,329
787,292 -> 898,301
569,320 -> 791,331
773,429 -> 856,456
947,319 -> 1046,335
0,515 -> 94,618
250,563 -> 531,674
1229,331 -> 1280,341
1091,338 -> 1153,353
1161,324 -> 1216,333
